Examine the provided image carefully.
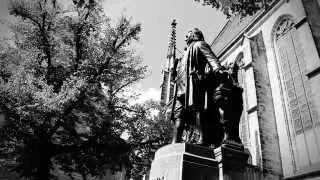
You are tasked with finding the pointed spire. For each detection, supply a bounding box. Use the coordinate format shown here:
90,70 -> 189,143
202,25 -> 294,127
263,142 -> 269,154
167,19 -> 177,59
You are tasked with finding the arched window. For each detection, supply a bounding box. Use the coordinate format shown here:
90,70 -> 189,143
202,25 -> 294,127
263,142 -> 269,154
274,16 -> 295,40
273,14 -> 320,171
274,16 -> 318,133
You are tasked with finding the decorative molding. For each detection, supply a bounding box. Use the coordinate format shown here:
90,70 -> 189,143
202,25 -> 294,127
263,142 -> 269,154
284,162 -> 320,180
270,14 -> 297,51
294,17 -> 308,29
235,52 -> 244,64
306,66 -> 320,79
275,18 -> 295,40
219,39 -> 243,63
243,62 -> 253,71
247,105 -> 257,114
246,0 -> 287,37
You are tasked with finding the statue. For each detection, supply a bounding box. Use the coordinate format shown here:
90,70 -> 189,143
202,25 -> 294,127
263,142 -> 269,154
170,28 -> 243,148
213,62 -> 243,145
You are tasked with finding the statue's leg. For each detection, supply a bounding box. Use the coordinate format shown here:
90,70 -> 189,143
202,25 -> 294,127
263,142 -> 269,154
220,108 -> 231,143
221,110 -> 241,144
171,100 -> 185,144
172,118 -> 185,144
229,115 -> 241,143
196,111 -> 206,146
194,87 -> 223,147
222,121 -> 232,143
201,103 -> 223,148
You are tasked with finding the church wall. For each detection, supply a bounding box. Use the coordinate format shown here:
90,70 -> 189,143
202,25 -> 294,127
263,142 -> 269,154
215,0 -> 320,178
248,1 -> 306,177
244,0 -> 320,178
241,39 -> 263,168
294,18 -> 320,169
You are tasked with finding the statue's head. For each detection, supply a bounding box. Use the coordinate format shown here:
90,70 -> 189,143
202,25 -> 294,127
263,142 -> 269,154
185,28 -> 204,45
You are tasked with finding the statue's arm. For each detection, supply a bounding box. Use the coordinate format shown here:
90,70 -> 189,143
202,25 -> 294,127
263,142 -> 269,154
196,41 -> 222,72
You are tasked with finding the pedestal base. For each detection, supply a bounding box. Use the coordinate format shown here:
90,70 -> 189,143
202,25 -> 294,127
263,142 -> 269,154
214,142 -> 249,170
149,143 -> 219,180
214,144 -> 250,180
149,143 -> 280,180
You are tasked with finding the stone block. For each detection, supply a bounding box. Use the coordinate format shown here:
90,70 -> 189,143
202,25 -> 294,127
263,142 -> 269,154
149,143 -> 280,180
149,143 -> 219,180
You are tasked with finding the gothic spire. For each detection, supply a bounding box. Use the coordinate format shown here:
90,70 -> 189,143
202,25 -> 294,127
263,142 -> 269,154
167,19 -> 177,59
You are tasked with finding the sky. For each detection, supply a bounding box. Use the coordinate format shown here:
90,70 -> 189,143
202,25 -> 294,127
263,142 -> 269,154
103,0 -> 227,102
0,0 -> 227,102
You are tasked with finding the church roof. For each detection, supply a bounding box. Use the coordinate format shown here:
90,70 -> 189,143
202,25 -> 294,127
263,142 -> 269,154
210,0 -> 283,57
211,14 -> 259,56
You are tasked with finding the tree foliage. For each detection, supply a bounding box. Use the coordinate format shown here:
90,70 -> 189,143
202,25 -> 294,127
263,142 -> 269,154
121,100 -> 172,179
0,0 -> 164,179
194,0 -> 274,17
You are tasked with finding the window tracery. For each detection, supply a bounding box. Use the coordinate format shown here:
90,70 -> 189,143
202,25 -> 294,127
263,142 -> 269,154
275,17 -> 295,40
275,17 -> 318,134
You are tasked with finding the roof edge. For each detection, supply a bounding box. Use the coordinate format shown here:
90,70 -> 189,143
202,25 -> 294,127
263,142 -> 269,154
211,0 -> 283,58
210,18 -> 233,46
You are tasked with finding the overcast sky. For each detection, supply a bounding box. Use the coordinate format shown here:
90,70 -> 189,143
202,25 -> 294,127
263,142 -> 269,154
0,0 -> 227,102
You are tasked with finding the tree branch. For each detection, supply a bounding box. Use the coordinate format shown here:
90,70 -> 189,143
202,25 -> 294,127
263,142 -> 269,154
115,25 -> 140,51
111,77 -> 141,96
113,106 -> 143,114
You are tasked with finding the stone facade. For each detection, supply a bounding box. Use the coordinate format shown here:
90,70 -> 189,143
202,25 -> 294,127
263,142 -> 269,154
210,0 -> 320,179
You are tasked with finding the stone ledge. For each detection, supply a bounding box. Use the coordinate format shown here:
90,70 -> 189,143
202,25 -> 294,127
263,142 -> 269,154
149,143 -> 283,180
149,143 -> 219,180
214,143 -> 249,171
154,143 -> 215,160
284,163 -> 320,180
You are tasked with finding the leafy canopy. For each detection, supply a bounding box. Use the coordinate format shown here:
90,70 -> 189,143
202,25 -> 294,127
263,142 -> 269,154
194,0 -> 274,17
0,0 -> 169,179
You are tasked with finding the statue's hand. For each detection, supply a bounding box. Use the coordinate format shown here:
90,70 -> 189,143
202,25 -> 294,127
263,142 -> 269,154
216,69 -> 230,82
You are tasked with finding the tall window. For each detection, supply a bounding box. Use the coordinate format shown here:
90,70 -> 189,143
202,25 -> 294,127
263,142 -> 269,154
274,15 -> 320,171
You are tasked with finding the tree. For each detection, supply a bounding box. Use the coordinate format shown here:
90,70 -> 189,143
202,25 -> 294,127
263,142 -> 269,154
0,0 -> 148,179
194,0 -> 274,17
121,100 -> 172,179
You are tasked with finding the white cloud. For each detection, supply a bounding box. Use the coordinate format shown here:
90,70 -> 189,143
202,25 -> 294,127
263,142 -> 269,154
149,109 -> 160,117
133,88 -> 161,104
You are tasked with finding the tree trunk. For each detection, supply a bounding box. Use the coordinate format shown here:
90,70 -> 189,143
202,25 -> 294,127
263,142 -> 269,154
36,139 -> 52,180
36,153 -> 51,180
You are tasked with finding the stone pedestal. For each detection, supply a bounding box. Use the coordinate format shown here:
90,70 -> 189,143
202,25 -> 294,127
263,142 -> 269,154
149,143 -> 219,180
214,143 -> 250,180
149,143 -> 253,180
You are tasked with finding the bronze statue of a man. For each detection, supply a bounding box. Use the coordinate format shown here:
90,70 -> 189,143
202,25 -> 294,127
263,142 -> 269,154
171,28 -> 224,147
213,63 -> 244,145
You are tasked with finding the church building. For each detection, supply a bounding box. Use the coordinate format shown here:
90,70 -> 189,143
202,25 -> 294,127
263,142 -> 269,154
160,0 -> 320,179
